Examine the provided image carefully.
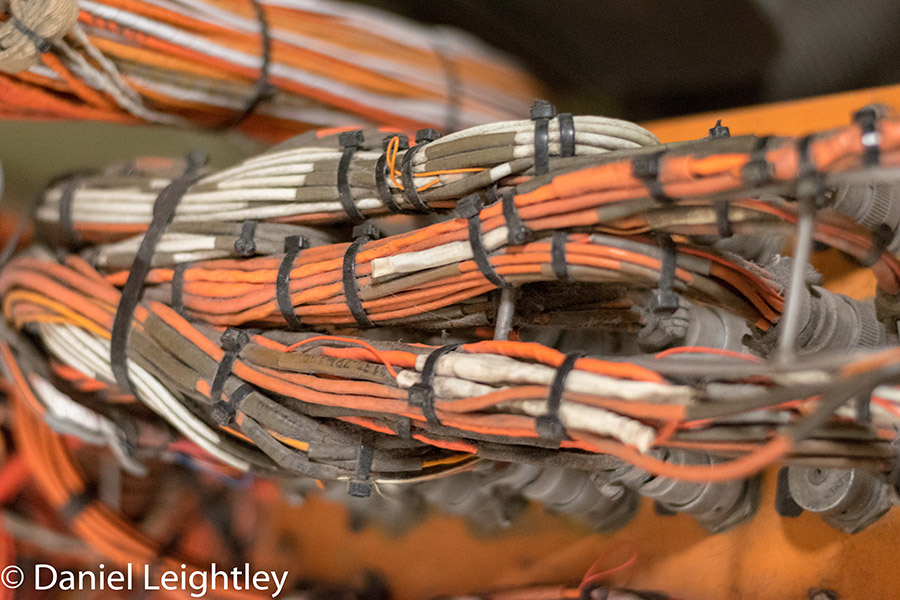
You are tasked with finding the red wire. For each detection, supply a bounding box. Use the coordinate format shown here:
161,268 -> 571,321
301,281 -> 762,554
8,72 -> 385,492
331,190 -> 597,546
578,541 -> 639,592
281,335 -> 400,378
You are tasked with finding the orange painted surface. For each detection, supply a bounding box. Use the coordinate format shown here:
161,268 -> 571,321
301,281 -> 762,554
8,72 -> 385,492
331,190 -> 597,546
266,468 -> 899,599
644,83 -> 900,143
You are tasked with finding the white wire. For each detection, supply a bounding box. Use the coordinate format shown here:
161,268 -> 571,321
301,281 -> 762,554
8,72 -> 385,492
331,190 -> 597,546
80,0 -> 506,127
38,322 -> 252,471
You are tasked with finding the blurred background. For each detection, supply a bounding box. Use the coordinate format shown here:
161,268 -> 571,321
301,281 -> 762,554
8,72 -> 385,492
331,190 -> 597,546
363,0 -> 900,119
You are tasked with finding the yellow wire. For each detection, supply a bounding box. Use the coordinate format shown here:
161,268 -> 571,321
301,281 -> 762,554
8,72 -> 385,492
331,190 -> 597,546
3,291 -> 111,340
422,452 -> 475,468
385,134 -> 485,193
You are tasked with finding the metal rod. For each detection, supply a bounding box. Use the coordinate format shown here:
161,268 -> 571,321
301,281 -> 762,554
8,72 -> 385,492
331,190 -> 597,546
494,287 -> 518,341
776,196 -> 816,360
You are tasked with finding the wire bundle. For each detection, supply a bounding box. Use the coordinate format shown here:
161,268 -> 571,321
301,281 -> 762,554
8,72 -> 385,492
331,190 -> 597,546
3,254 -> 900,483
0,0 -> 541,139
4,112 -> 900,492
0,341 -> 272,599
15,2 -> 900,591
36,116 -> 659,240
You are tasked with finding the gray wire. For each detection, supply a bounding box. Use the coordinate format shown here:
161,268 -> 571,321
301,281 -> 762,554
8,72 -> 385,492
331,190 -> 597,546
776,196 -> 816,360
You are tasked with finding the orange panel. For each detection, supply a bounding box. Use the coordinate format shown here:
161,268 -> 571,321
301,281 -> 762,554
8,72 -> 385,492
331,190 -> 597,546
644,83 -> 900,142
267,469 -> 900,599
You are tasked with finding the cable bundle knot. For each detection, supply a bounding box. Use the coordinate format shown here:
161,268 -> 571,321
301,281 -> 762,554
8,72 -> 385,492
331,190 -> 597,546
0,0 -> 78,73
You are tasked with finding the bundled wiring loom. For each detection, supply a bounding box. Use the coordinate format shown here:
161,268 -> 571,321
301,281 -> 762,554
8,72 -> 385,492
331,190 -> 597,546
0,0 -> 540,139
5,100 -> 900,597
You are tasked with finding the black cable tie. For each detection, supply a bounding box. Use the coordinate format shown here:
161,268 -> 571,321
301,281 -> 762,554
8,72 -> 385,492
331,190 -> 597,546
501,190 -> 530,245
558,112 -> 576,158
462,194 -> 506,288
416,128 -> 440,144
58,484 -> 97,522
209,327 -> 251,417
171,262 -> 189,317
276,235 -> 309,331
211,382 -> 254,427
454,192 -> 482,219
399,143 -> 430,212
343,225 -> 380,329
854,106 -> 882,167
531,99 -> 556,176
715,201 -> 733,239
11,15 -> 52,54
482,183 -> 500,206
395,417 -> 412,440
536,352 -> 583,442
234,219 -> 258,257
47,168 -> 97,250
408,344 -> 460,428
337,130 -> 367,223
742,136 -> 773,187
352,221 -> 382,241
551,231 -> 571,281
374,135 -> 409,214
348,438 -> 375,498
632,151 -> 671,203
399,129 -> 440,213
220,0 -> 276,129
110,151 -> 207,394
795,134 -> 825,203
655,234 -> 679,314
708,119 -> 731,139
385,134 -> 409,151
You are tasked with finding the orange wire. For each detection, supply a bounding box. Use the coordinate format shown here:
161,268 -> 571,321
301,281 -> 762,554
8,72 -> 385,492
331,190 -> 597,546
654,346 -> 763,362
281,335 -> 400,378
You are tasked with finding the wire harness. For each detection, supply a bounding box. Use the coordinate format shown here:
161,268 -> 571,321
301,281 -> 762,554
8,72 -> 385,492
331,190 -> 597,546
5,105 -> 900,547
0,0 -> 541,139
